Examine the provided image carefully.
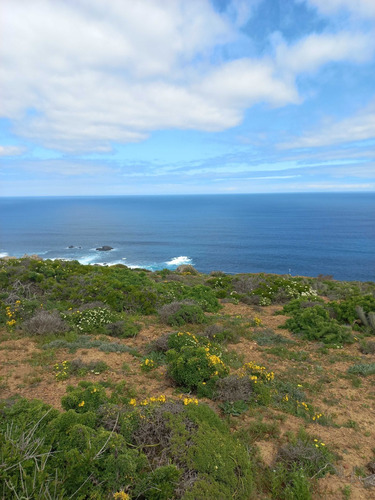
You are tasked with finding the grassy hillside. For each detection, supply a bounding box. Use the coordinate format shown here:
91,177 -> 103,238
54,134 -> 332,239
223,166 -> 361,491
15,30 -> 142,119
1,257 -> 375,499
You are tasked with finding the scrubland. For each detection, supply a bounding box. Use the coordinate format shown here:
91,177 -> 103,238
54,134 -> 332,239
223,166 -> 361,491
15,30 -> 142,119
1,258 -> 375,499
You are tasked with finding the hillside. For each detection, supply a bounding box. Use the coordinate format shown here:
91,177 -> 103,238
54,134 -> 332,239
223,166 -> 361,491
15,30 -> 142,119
1,257 -> 375,499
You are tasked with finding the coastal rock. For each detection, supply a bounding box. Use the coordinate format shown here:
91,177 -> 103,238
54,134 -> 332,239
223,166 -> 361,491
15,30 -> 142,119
176,264 -> 198,275
96,246 -> 113,252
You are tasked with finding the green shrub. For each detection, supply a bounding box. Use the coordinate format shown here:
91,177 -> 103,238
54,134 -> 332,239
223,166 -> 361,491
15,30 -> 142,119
275,431 -> 335,478
61,381 -> 109,413
54,358 -> 108,380
160,302 -> 207,326
63,306 -> 116,333
331,295 -> 375,325
134,465 -> 182,499
347,362 -> 375,376
235,419 -> 280,443
166,345 -> 229,390
359,340 -> 375,354
105,319 -> 141,338
253,328 -> 294,346
283,306 -> 353,344
133,402 -> 254,499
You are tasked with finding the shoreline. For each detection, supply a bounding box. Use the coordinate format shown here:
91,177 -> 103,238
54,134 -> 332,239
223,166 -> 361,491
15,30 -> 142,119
1,254 -> 374,284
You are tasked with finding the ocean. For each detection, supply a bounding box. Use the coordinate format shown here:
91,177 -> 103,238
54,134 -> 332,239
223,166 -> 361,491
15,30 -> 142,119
0,193 -> 374,282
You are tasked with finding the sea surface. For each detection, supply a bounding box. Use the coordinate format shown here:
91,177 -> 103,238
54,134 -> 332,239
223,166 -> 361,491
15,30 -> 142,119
0,193 -> 374,282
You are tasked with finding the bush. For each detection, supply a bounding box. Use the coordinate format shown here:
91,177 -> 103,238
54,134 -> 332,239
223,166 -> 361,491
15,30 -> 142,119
133,402 -> 254,499
63,306 -> 116,333
331,295 -> 375,325
166,345 -> 229,390
158,300 -> 192,323
61,381 -> 109,413
159,301 -> 207,326
253,328 -> 294,346
359,340 -> 375,354
23,309 -> 69,335
283,306 -> 353,345
275,437 -> 335,478
105,319 -> 141,338
347,362 -> 375,376
214,375 -> 253,403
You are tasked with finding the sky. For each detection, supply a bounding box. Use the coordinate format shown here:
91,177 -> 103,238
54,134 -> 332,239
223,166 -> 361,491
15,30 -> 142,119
1,0 -> 375,196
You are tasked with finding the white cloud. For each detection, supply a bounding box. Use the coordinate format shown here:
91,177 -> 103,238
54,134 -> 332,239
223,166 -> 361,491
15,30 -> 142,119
274,31 -> 373,74
303,0 -> 375,18
2,0 -> 293,151
0,145 -> 24,156
0,0 -> 374,152
279,101 -> 375,148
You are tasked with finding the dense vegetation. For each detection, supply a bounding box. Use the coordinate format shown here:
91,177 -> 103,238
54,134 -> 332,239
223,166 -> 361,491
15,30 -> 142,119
1,257 -> 375,499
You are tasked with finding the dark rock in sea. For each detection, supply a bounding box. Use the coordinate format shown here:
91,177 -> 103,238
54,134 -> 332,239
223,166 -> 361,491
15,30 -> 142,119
68,245 -> 74,248
96,246 -> 113,252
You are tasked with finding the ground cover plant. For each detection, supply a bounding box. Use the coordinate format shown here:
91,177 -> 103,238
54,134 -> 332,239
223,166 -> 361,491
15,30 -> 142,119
1,257 -> 375,498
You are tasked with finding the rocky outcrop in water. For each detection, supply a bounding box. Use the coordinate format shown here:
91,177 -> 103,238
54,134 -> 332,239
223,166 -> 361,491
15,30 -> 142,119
96,246 -> 113,251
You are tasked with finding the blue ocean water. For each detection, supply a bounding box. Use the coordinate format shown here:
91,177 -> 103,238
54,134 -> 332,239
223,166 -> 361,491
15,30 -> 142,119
0,193 -> 374,281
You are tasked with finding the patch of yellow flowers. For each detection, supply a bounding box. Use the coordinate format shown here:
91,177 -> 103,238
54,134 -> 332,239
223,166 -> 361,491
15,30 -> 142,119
54,360 -> 69,380
238,361 -> 274,384
313,439 -> 325,448
129,395 -> 166,407
182,397 -> 198,406
5,300 -> 21,329
113,492 -> 130,500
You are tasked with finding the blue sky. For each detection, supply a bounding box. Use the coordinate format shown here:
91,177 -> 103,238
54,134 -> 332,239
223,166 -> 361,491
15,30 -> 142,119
1,0 -> 374,196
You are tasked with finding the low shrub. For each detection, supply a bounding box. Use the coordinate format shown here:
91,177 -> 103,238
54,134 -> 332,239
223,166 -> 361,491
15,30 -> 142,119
167,345 -> 229,390
283,306 -> 353,345
331,295 -> 375,325
235,419 -> 280,443
347,362 -> 375,376
166,334 -> 228,390
105,319 -> 141,338
159,302 -> 207,327
23,309 -> 69,335
253,328 -> 294,346
63,306 -> 116,333
148,333 -> 172,353
61,381 -> 109,412
54,358 -> 108,380
275,434 -> 335,478
214,374 -> 253,403
359,340 -> 375,354
43,335 -> 140,356
133,402 -> 254,499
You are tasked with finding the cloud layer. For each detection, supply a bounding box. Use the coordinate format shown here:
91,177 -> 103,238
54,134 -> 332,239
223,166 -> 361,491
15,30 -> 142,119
1,0 -> 374,152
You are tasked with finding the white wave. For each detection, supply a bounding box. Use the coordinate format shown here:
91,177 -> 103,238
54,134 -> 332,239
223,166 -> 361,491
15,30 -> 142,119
166,256 -> 192,266
77,255 -> 98,265
0,252 -> 8,258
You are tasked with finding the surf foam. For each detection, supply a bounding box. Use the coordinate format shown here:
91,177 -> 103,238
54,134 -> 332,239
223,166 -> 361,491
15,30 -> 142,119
166,256 -> 192,266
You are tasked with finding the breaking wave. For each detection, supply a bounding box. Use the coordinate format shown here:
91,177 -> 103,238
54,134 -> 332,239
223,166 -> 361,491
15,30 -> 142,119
165,256 -> 192,266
